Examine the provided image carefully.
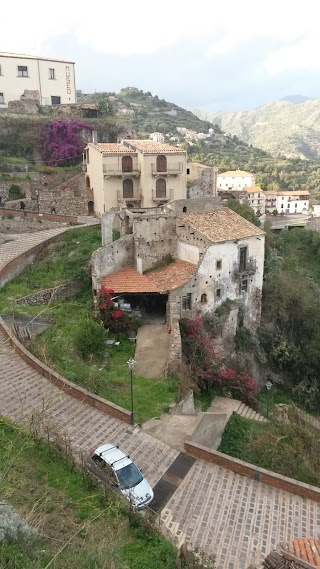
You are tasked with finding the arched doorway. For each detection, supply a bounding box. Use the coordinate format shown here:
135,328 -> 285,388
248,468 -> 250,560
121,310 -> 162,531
88,200 -> 94,214
156,155 -> 167,172
123,178 -> 134,198
122,156 -> 133,172
156,178 -> 166,199
85,175 -> 90,189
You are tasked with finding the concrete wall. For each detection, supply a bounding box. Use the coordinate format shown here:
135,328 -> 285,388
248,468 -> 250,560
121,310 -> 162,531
91,234 -> 134,291
0,55 -> 76,107
86,145 -> 104,216
137,152 -> 187,208
101,212 -> 116,246
191,413 -> 228,449
133,214 -> 177,273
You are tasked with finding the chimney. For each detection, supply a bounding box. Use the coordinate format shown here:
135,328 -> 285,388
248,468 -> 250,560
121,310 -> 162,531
92,130 -> 98,145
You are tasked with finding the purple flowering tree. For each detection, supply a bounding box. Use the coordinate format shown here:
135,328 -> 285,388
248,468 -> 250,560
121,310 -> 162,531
40,119 -> 93,166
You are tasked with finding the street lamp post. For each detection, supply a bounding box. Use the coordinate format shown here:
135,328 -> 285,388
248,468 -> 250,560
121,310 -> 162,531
265,380 -> 273,419
127,357 -> 136,425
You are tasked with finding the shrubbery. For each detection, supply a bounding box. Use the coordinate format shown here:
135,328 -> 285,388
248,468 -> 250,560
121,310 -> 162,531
97,286 -> 138,333
8,184 -> 25,200
40,119 -> 93,166
74,318 -> 106,360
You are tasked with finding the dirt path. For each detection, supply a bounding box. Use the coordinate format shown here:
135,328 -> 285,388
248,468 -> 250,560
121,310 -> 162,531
134,323 -> 171,378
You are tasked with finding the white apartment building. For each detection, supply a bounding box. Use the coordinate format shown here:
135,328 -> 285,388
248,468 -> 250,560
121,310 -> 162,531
244,187 -> 265,215
149,132 -> 165,143
264,190 -> 310,214
84,139 -> 187,215
0,52 -> 76,108
217,170 -> 256,190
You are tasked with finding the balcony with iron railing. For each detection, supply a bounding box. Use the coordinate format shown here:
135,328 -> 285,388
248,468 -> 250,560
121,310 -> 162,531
117,190 -> 141,202
233,257 -> 257,277
152,188 -> 174,202
103,163 -> 140,177
151,162 -> 183,175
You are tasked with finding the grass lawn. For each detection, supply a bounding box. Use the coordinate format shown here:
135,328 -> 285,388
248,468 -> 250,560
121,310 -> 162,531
218,413 -> 320,487
0,417 -> 177,569
0,226 -> 177,424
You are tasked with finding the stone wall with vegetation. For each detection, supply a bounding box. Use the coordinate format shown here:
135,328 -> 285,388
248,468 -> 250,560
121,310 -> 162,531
15,282 -> 83,306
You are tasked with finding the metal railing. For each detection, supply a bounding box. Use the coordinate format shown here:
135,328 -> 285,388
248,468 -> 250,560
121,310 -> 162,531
152,188 -> 174,201
233,258 -> 257,277
117,190 -> 141,202
151,162 -> 183,175
103,163 -> 140,176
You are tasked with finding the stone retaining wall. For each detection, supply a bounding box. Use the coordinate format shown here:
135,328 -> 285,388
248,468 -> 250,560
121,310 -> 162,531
15,282 -> 83,306
185,440 -> 320,503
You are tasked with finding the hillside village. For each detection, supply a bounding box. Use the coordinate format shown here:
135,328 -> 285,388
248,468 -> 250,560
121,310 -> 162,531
2,51 -> 320,569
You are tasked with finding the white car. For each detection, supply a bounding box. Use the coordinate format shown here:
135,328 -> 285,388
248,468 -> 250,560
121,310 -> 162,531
85,444 -> 154,510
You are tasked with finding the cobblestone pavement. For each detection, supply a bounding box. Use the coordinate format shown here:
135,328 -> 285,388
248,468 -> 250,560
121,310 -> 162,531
0,227 -> 68,270
1,232 -> 320,568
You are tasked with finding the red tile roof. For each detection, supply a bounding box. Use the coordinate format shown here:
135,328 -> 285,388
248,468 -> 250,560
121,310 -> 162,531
123,139 -> 186,154
178,208 -> 265,243
94,143 -> 136,154
101,260 -> 196,293
282,538 -> 320,567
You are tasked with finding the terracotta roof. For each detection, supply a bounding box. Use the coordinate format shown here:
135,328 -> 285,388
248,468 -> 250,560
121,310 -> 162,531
277,191 -> 310,196
264,191 -> 277,196
282,538 -> 320,567
263,551 -> 302,568
94,143 -> 136,154
218,170 -> 255,177
178,208 -> 265,243
244,186 -> 263,193
123,139 -> 186,154
0,51 -> 74,64
101,260 -> 196,293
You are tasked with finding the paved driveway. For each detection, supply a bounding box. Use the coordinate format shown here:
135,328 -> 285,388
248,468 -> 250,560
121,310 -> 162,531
134,323 -> 171,378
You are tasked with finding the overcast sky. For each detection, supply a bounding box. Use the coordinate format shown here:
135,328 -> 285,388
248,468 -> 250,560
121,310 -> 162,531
2,0 -> 319,112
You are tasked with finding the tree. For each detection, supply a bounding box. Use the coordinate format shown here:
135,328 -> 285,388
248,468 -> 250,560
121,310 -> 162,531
226,198 -> 261,227
40,119 -> 93,166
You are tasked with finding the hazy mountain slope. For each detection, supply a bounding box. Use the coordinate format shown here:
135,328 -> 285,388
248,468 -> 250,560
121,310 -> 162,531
195,99 -> 320,160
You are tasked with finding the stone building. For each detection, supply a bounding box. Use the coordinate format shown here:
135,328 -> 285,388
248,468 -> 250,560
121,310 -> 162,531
0,52 -> 76,108
84,139 -> 187,215
187,162 -> 217,199
92,207 -> 265,337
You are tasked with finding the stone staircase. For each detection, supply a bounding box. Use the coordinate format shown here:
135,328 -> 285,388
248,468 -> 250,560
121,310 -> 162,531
235,401 -> 267,422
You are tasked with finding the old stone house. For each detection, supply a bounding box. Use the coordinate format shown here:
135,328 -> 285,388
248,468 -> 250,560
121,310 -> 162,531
91,208 -> 265,349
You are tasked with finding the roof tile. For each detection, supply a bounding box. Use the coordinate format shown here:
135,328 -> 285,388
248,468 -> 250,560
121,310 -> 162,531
177,208 -> 265,243
101,260 -> 196,293
123,139 -> 186,154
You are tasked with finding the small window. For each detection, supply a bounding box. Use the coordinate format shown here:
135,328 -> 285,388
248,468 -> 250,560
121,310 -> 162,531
0,65 -> 2,75
51,96 -> 61,105
182,293 -> 192,310
201,293 -> 207,304
49,68 -> 55,80
216,260 -> 222,270
182,206 -> 187,213
0,93 -> 4,104
240,279 -> 248,293
216,288 -> 221,298
282,197 -> 284,200
187,168 -> 190,175
17,65 -> 28,77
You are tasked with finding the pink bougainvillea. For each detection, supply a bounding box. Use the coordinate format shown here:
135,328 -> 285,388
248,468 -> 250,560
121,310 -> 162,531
97,286 -> 135,333
40,119 -> 93,166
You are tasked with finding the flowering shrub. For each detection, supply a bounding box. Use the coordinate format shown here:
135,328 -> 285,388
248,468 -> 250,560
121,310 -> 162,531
97,286 -> 135,333
40,119 -> 93,166
180,316 -> 259,406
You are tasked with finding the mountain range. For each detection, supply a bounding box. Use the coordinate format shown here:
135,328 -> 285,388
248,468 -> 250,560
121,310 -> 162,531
194,98 -> 320,160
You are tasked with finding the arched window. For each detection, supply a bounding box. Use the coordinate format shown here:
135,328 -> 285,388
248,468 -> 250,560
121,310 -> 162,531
122,156 -> 133,172
183,206 -> 187,213
123,178 -> 133,198
85,175 -> 90,188
156,178 -> 166,199
201,293 -> 207,304
156,155 -> 167,172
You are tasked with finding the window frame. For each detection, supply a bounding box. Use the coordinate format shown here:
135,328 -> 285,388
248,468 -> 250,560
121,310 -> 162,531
49,68 -> 55,80
216,288 -> 221,299
240,279 -> 248,293
0,92 -> 4,104
216,260 -> 222,270
182,293 -> 192,311
239,246 -> 248,272
17,65 -> 28,77
51,96 -> 61,105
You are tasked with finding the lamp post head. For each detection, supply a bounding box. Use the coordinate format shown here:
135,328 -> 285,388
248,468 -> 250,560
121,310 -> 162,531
266,381 -> 273,391
127,357 -> 136,371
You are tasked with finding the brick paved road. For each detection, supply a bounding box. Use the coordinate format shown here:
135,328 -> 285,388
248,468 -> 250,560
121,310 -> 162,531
1,231 -> 320,568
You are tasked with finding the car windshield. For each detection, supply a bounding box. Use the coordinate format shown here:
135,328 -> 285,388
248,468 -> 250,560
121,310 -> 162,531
116,462 -> 143,490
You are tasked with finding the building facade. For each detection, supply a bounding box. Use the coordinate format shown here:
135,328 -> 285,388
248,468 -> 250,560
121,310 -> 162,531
217,170 -> 256,191
0,52 -> 76,108
84,139 -> 187,215
264,190 -> 310,214
243,187 -> 265,215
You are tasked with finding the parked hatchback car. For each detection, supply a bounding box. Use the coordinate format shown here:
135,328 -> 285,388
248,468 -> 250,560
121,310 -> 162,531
85,444 -> 154,510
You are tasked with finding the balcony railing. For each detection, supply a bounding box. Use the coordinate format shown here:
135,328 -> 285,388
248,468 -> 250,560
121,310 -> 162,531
117,190 -> 141,202
103,163 -> 140,177
151,162 -> 183,175
233,258 -> 257,277
152,188 -> 174,202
